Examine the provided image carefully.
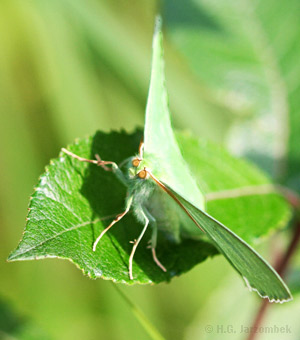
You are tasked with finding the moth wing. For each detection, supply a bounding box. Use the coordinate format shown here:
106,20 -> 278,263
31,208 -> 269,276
157,180 -> 292,303
143,17 -> 205,210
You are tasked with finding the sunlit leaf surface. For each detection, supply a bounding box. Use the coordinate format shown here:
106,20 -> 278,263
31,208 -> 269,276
8,130 -> 291,285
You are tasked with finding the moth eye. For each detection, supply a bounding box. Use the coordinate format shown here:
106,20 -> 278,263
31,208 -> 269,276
137,169 -> 148,179
132,158 -> 141,167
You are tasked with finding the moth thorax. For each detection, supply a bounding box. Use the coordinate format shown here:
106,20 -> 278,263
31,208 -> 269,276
138,169 -> 148,179
132,158 -> 141,167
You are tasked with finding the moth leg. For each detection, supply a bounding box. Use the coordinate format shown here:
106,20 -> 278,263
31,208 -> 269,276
93,196 -> 133,251
143,207 -> 167,273
62,148 -> 128,186
94,154 -> 113,171
62,148 -> 117,170
128,208 -> 150,280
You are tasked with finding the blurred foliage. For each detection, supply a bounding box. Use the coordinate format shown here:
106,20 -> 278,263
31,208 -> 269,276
0,298 -> 51,340
163,0 -> 300,181
0,0 -> 299,339
186,272 -> 300,340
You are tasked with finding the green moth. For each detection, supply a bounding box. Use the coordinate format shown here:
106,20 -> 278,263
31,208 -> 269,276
61,17 -> 291,303
8,17 -> 291,303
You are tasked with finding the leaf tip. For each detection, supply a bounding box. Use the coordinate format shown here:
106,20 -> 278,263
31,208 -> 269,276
7,251 -> 18,262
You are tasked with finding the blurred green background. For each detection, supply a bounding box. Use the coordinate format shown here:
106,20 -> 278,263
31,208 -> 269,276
1,0 -> 300,339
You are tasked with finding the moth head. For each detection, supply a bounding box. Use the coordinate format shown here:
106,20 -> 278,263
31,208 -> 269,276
130,157 -> 149,180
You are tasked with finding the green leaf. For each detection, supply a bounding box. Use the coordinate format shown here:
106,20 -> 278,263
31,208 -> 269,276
163,185 -> 292,302
144,17 -> 205,210
7,130 -> 290,286
7,130 -> 217,284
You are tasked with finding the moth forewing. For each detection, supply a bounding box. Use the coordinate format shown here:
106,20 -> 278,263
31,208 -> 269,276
143,16 -> 206,212
154,180 -> 292,303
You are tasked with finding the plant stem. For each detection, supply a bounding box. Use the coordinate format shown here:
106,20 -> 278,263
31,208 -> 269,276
112,283 -> 166,340
246,220 -> 300,340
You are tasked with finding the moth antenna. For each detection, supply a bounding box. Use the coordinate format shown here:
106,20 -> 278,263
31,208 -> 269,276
138,139 -> 144,159
93,197 -> 133,251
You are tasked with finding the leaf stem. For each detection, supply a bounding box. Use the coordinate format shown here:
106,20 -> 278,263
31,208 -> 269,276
111,283 -> 166,340
246,220 -> 300,340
